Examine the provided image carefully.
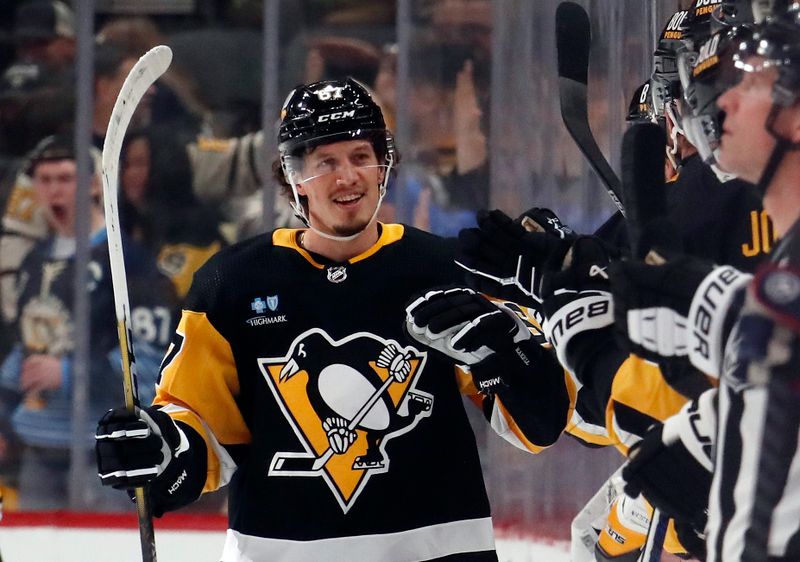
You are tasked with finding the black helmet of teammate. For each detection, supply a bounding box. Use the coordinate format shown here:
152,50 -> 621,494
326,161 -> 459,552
680,25 -> 754,164
652,8 -> 692,113
626,80 -> 659,124
714,0 -> 755,26
278,77 -> 391,162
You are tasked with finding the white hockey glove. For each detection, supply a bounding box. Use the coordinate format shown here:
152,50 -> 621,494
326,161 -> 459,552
541,236 -> 616,377
609,252 -> 751,378
96,406 -> 207,516
405,287 -> 533,393
405,286 -> 569,446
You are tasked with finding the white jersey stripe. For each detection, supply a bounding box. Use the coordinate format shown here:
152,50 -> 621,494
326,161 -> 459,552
219,517 -> 496,562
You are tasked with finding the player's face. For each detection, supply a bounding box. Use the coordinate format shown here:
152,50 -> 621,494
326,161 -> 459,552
297,140 -> 385,237
716,58 -> 779,182
32,159 -> 78,236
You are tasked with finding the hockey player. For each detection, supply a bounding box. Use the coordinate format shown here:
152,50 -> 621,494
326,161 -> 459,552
94,78 -> 571,561
611,5 -> 800,561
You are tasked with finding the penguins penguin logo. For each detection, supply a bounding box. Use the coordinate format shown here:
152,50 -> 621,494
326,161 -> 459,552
258,328 -> 433,512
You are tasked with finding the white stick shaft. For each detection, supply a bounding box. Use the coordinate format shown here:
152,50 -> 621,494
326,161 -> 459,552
101,45 -> 173,562
101,45 -> 172,409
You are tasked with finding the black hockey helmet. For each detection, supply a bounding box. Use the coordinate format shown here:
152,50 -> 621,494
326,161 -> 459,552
732,7 -> 800,109
626,80 -> 658,124
652,8 -> 691,109
680,25 -> 754,163
278,77 -> 391,161
277,77 -> 396,230
714,0 -> 755,26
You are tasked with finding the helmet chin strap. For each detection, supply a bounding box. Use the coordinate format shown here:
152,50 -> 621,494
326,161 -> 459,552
756,104 -> 798,196
665,102 -> 686,170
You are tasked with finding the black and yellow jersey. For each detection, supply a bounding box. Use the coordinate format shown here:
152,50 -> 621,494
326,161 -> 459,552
570,155 -> 771,453
666,155 -> 773,269
154,223 -> 570,561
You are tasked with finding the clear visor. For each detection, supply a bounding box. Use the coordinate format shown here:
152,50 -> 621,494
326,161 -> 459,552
280,130 -> 390,186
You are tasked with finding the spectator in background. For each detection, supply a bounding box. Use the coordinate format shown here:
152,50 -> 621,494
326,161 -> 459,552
96,16 -> 208,134
11,0 -> 75,70
92,42 -> 153,148
120,126 -> 227,299
0,57 -> 72,353
0,135 -> 176,510
375,40 -> 490,236
0,58 -> 72,160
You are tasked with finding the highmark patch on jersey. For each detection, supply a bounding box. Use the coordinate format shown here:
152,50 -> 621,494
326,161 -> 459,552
257,328 -> 433,513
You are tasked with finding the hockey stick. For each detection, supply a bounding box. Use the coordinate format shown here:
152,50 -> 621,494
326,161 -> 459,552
270,375 -> 395,474
101,45 -> 173,562
620,123 -> 668,260
638,507 -> 668,562
555,1 -> 625,216
621,122 -> 668,562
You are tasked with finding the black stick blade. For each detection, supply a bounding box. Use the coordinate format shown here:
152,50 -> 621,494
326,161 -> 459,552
621,123 -> 668,259
556,2 -> 591,85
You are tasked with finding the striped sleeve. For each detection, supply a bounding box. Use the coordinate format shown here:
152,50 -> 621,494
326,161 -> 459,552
153,309 -> 250,493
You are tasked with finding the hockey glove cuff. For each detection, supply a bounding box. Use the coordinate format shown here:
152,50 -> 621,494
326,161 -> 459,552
541,236 -> 615,376
687,265 -> 751,377
96,406 -> 207,516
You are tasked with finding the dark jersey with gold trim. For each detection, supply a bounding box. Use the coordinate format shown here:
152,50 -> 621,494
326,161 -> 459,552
567,157 -> 771,453
154,224 -> 567,561
666,155 -> 772,269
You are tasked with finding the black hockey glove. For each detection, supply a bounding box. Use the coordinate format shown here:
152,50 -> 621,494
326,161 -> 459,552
96,406 -> 207,517
622,389 -> 716,559
609,252 -> 751,378
456,209 -> 575,310
540,236 -> 616,378
405,286 -> 569,446
405,287 -> 536,394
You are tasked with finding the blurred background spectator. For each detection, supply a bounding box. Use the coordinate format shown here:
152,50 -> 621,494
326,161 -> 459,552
0,135 -> 175,510
119,125 -> 227,299
11,0 -> 76,71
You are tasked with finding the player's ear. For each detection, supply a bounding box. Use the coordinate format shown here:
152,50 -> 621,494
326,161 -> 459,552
296,181 -> 308,196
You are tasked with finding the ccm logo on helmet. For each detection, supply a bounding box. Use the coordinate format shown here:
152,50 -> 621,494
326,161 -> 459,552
318,110 -> 356,123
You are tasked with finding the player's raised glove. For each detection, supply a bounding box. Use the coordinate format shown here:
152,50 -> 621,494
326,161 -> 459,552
405,286 -> 535,394
405,286 -> 569,445
96,406 -> 207,516
609,251 -> 751,378
540,236 -> 616,377
456,208 -> 575,310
